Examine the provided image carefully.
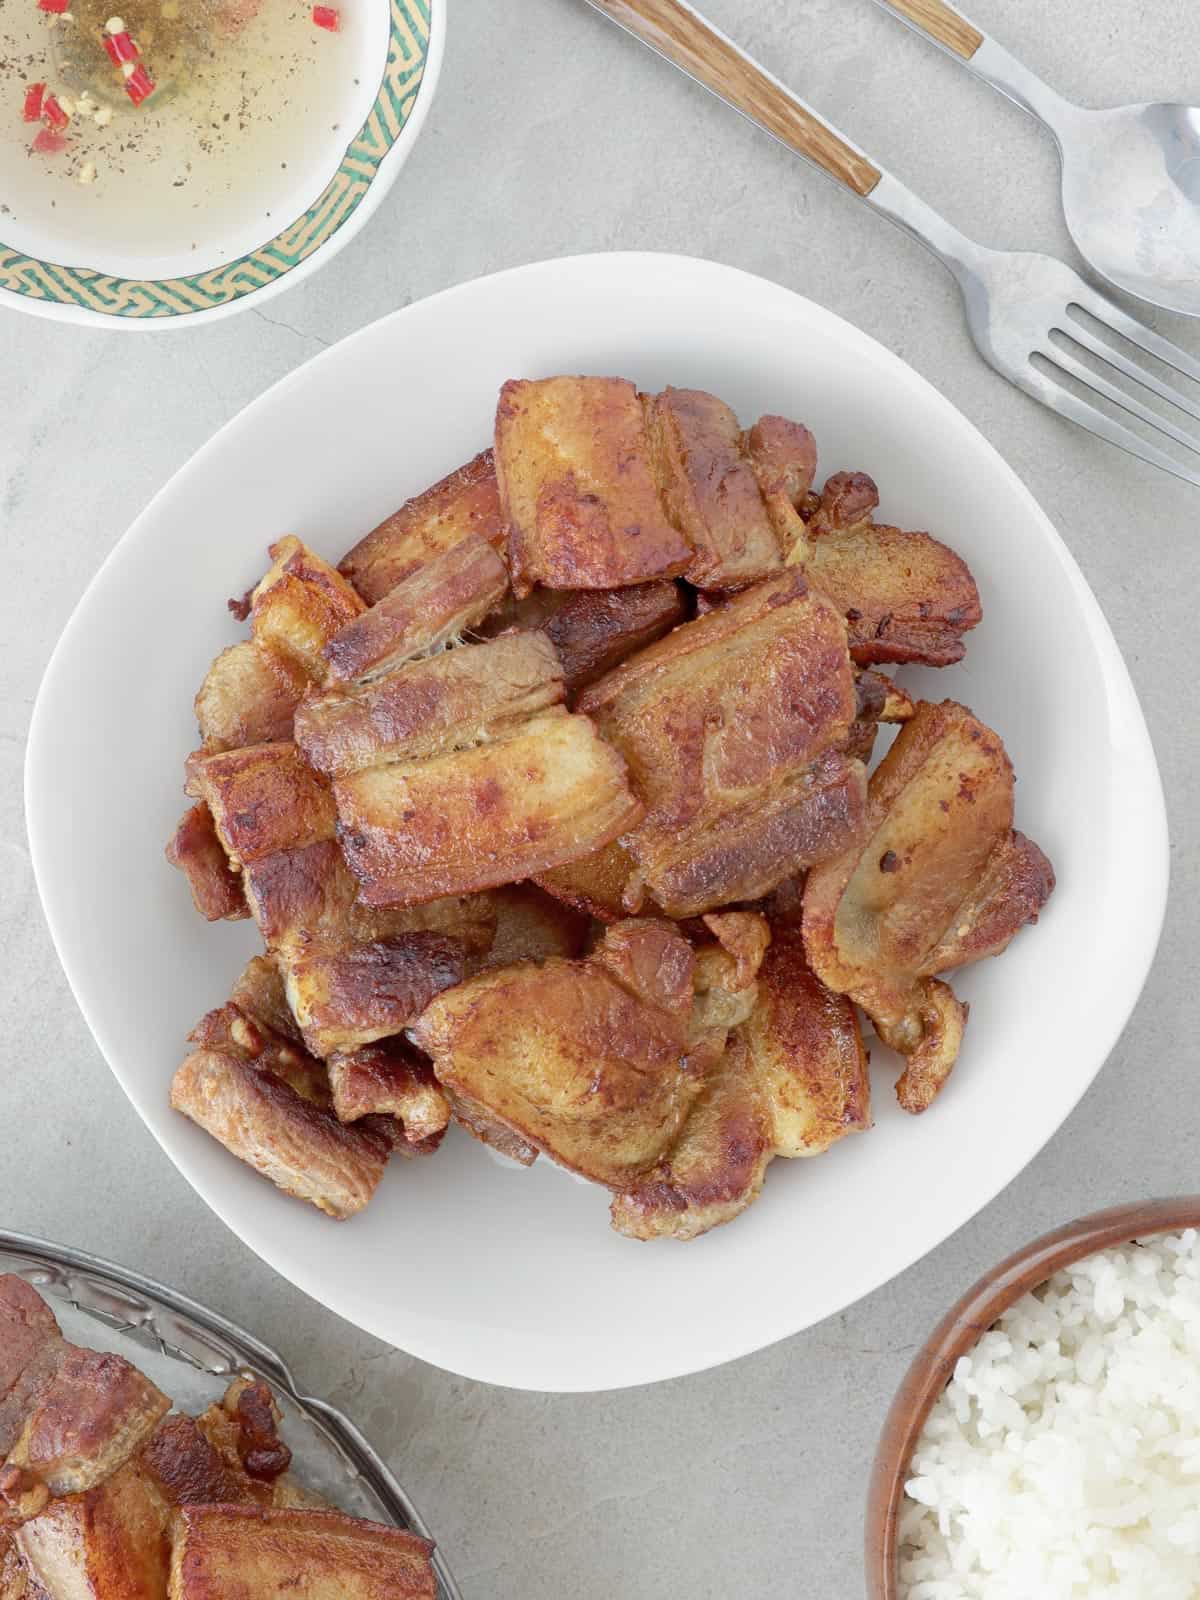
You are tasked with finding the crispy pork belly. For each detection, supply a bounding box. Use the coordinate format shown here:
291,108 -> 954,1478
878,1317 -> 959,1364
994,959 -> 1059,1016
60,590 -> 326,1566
1,1533 -> 45,1598
411,920 -> 701,1185
441,1089 -> 539,1167
534,838 -> 644,922
283,932 -> 464,1057
0,1277 -> 169,1510
739,922 -> 870,1157
335,706 -> 643,907
763,460 -> 982,668
241,841 -> 496,956
191,537 -> 361,763
610,1034 -> 772,1241
190,1379 -> 298,1500
842,668 -> 917,765
17,1456 -> 169,1600
646,387 -> 783,590
803,700 -> 1054,1112
495,377 -> 691,593
193,641 -> 309,755
484,581 -> 687,695
171,1051 -> 389,1219
297,630 -> 563,778
165,804 -> 248,923
338,449 -> 507,605
483,885 -> 589,968
327,1041 -> 451,1148
187,743 -> 336,868
745,414 -> 818,555
168,1505 -> 436,1600
248,537 -> 365,678
322,534 -> 508,685
577,570 -> 865,917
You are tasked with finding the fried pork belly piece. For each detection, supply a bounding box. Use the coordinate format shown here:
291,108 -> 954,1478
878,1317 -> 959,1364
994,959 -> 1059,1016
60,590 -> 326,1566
745,414 -> 818,555
842,668 -> 917,765
194,641 -> 310,755
610,1034 -> 771,1241
187,743 -> 336,868
192,539 -> 364,757
441,1089 -> 539,1167
803,700 -> 1054,1112
165,804 -> 248,922
171,1051 -> 390,1219
484,581 -> 687,695
247,537 -> 365,679
1,1532 -> 45,1598
297,630 -> 563,778
411,920 -> 701,1185
284,932 -> 464,1057
577,570 -> 865,917
740,922 -> 870,1156
0,1279 -> 169,1513
534,839 -> 645,922
483,885 -> 589,968
16,1456 -> 168,1600
339,449 -> 507,605
760,454 -> 982,667
336,706 -> 643,907
647,387 -> 783,590
17,1376 -> 316,1600
327,1040 -> 451,1149
168,1505 -> 436,1600
496,377 -> 691,593
611,915 -> 869,1241
241,841 -> 496,957
323,534 -> 508,685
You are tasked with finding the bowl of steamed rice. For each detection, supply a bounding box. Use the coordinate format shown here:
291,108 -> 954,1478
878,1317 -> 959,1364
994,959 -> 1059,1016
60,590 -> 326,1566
866,1198 -> 1200,1600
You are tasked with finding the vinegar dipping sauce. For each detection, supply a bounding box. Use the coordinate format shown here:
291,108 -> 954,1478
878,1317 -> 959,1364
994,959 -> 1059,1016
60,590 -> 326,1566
0,0 -> 383,278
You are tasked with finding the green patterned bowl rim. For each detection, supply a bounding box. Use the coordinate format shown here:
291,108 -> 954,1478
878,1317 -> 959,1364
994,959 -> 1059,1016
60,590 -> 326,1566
0,0 -> 441,327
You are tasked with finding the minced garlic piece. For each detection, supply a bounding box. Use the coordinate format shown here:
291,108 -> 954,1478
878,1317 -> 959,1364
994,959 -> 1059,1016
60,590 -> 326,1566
78,161 -> 97,184
104,14 -> 126,31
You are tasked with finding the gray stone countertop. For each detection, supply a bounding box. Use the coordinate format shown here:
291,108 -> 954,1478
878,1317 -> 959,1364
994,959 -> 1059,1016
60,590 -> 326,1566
2,1 -> 1197,1593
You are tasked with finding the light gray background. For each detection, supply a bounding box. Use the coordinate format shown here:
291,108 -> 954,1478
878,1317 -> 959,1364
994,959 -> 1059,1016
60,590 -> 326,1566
2,1 -> 1197,1594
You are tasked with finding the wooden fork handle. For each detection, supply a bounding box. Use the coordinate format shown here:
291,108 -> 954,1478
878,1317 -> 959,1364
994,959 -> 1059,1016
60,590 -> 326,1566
586,0 -> 881,197
880,0 -> 983,59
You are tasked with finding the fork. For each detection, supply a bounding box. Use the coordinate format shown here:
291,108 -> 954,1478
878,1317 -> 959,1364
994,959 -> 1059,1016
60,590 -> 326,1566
582,0 -> 1200,487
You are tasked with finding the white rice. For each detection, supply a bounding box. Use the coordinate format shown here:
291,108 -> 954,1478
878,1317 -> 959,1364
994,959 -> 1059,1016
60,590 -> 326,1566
900,1230 -> 1200,1599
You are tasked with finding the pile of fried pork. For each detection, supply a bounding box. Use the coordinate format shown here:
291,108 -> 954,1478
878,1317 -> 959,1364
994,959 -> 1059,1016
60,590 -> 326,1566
0,1275 -> 436,1598
166,376 -> 1054,1242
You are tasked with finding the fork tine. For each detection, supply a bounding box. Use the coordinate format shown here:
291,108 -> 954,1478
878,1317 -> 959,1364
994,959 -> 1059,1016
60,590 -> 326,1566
1061,320 -> 1200,427
1015,363 -> 1200,489
1041,343 -> 1200,458
1069,283 -> 1200,388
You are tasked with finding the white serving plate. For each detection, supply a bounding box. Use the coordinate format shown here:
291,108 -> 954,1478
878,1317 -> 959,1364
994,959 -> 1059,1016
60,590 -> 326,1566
26,252 -> 1168,1392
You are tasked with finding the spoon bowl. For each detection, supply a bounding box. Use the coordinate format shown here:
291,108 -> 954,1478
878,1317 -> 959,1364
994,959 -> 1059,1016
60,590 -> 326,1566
1062,101 -> 1200,317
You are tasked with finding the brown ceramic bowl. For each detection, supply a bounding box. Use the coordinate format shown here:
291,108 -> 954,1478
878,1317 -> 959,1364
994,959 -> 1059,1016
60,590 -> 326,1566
865,1196 -> 1200,1599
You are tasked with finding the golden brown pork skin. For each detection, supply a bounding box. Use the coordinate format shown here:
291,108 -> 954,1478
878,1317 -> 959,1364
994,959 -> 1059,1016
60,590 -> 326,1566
411,919 -> 702,1186
496,377 -> 692,593
803,699 -> 1054,1113
577,569 -> 865,917
338,449 -> 507,605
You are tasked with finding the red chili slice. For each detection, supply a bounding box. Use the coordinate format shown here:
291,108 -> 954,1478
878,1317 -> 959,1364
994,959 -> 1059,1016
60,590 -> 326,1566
41,92 -> 70,130
37,0 -> 70,12
32,128 -> 67,152
311,6 -> 339,29
123,64 -> 155,105
23,82 -> 46,122
103,30 -> 139,63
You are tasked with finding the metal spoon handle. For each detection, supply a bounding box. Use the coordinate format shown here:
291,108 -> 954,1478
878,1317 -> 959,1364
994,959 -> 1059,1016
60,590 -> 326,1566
876,0 -> 1079,132
582,0 -> 882,196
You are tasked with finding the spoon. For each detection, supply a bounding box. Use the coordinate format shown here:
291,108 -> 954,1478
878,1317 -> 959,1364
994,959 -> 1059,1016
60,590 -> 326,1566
875,0 -> 1200,317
